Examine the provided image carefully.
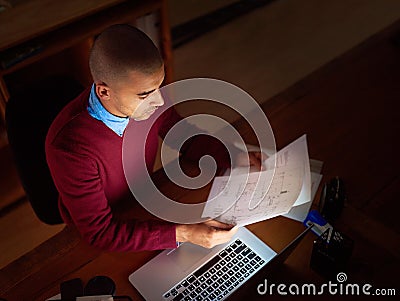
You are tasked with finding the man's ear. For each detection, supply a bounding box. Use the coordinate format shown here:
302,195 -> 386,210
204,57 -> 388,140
95,83 -> 111,102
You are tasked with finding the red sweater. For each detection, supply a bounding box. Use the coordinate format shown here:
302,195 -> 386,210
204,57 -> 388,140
46,88 -> 230,252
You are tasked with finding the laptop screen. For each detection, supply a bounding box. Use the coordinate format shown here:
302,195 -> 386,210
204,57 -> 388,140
228,225 -> 313,300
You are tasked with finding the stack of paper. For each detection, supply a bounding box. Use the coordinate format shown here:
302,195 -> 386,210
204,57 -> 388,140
202,135 -> 323,226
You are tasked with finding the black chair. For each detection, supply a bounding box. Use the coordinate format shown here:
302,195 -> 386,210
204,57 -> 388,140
5,76 -> 83,225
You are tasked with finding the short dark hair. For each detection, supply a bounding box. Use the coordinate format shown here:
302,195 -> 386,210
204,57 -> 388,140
89,24 -> 163,85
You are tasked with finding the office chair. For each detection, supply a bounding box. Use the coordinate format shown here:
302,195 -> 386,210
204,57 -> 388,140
5,76 -> 83,225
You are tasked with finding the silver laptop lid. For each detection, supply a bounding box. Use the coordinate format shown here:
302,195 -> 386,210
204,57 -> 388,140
129,227 -> 276,301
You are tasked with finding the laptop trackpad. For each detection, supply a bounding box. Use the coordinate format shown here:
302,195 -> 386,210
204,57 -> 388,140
167,242 -> 214,272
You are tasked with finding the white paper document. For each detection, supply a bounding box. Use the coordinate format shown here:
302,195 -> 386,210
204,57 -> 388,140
202,135 -> 311,226
282,171 -> 323,222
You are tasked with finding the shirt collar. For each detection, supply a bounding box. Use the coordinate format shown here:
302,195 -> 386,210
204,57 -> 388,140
87,84 -> 129,137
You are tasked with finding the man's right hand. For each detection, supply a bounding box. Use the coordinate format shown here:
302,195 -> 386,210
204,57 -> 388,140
176,220 -> 238,249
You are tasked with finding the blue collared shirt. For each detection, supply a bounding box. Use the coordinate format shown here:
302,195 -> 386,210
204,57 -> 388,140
87,84 -> 129,136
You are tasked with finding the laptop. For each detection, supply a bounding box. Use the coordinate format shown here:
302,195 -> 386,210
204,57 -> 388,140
129,225 -> 312,301
227,224 -> 313,300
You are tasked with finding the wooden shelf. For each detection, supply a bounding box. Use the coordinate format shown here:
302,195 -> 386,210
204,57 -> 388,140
0,0 -> 173,125
0,0 -> 162,76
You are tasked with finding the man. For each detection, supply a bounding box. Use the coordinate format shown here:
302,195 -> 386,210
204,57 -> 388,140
46,24 -> 263,252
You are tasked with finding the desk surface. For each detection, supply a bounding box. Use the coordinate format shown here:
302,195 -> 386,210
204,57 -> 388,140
1,15 -> 400,301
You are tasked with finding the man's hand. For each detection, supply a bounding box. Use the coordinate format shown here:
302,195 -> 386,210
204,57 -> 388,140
176,220 -> 238,249
235,151 -> 267,171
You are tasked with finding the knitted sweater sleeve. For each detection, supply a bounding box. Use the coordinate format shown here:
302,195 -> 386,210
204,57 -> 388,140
46,144 -> 177,252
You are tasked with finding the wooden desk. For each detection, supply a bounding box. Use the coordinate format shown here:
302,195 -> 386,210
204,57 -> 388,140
1,15 -> 400,301
0,0 -> 173,122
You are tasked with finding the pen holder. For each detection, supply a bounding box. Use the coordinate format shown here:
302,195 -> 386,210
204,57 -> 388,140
310,228 -> 354,279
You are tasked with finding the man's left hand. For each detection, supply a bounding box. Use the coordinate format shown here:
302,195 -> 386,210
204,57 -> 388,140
235,151 -> 267,171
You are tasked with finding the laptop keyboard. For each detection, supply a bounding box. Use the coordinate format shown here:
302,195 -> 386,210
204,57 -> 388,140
163,238 -> 266,301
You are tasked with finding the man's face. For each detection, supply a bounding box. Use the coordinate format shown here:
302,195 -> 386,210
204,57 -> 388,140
98,66 -> 165,121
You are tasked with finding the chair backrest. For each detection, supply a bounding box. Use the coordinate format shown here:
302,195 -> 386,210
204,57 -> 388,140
5,76 -> 83,225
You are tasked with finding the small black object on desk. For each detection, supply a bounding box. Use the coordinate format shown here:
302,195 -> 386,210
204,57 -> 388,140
310,228 -> 354,280
319,177 -> 346,223
84,275 -> 116,296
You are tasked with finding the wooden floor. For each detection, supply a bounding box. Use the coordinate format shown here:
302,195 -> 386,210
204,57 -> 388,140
173,0 -> 400,118
1,0 -> 400,270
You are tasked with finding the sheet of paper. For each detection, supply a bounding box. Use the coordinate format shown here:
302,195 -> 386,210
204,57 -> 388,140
266,134 -> 311,207
203,170 -> 272,219
202,135 -> 310,226
282,172 -> 323,222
